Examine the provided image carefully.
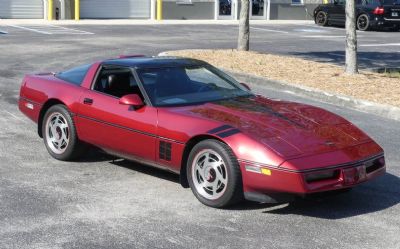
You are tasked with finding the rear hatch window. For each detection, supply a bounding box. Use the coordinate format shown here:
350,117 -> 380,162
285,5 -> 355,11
55,64 -> 91,86
381,0 -> 400,19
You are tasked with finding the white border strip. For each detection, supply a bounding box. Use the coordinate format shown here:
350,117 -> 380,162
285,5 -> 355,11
7,24 -> 52,34
360,43 -> 400,47
250,27 -> 289,34
47,24 -> 94,35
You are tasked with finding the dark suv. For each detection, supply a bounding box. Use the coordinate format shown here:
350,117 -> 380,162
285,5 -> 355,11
314,0 -> 400,31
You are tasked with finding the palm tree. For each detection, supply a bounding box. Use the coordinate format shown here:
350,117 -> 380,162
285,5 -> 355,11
238,0 -> 250,51
345,0 -> 358,74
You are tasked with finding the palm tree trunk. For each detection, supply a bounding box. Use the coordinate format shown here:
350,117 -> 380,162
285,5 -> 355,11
238,0 -> 250,51
345,0 -> 358,74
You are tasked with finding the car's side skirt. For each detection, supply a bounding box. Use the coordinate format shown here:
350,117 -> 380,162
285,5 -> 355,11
102,147 -> 180,175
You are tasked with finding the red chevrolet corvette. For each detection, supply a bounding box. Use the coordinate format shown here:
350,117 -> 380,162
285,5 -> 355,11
18,56 -> 385,208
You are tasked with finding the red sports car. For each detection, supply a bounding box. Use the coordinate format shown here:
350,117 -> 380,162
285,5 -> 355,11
18,56 -> 386,208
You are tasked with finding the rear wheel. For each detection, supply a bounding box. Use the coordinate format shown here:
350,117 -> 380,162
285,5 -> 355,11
357,14 -> 370,31
42,104 -> 87,161
315,11 -> 328,26
187,140 -> 243,208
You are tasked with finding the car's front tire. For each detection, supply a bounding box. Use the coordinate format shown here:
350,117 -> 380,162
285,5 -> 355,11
357,14 -> 370,31
187,139 -> 243,208
42,104 -> 86,161
315,11 -> 328,26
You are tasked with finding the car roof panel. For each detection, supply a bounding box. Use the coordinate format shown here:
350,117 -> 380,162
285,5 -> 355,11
103,56 -> 206,69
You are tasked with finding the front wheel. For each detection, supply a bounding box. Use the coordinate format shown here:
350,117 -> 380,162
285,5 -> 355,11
357,14 -> 370,31
42,104 -> 87,161
315,11 -> 328,26
187,140 -> 243,208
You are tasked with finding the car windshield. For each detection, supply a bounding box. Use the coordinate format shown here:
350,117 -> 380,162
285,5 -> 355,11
137,65 -> 252,107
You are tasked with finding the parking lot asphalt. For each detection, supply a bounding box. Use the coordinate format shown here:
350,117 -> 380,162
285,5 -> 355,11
0,23 -> 399,249
1,22 -> 399,69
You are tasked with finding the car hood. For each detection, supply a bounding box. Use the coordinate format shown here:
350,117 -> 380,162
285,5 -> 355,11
181,96 -> 371,158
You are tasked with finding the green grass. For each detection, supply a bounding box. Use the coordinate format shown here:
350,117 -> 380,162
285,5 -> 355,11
385,71 -> 400,78
379,68 -> 400,78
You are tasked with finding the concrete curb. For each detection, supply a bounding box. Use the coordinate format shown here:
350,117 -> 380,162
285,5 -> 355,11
228,70 -> 400,122
159,51 -> 400,122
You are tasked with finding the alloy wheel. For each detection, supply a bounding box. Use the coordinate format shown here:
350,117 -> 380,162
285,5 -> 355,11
45,112 -> 70,154
192,149 -> 228,200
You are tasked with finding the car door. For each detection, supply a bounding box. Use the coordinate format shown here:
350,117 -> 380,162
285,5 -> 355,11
321,1 -> 337,20
331,0 -> 346,24
75,65 -> 157,162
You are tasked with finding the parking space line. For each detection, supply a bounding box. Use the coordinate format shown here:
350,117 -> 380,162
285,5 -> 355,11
292,23 -> 365,33
251,27 -> 289,34
292,23 -> 341,30
7,24 -> 94,35
47,24 -> 94,35
293,28 -> 328,33
2,110 -> 27,123
7,24 -> 52,34
360,43 -> 400,47
302,35 -> 345,38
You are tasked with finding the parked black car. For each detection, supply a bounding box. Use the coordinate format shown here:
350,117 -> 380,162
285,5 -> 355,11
314,0 -> 400,31
219,0 -> 263,16
219,0 -> 232,15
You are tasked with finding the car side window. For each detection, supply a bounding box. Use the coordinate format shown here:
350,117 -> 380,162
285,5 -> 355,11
93,66 -> 143,99
370,0 -> 383,5
359,0 -> 372,5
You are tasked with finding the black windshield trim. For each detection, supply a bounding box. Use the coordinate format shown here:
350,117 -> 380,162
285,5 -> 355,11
153,94 -> 255,108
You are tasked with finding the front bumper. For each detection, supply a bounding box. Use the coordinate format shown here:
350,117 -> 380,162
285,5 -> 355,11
240,153 -> 386,202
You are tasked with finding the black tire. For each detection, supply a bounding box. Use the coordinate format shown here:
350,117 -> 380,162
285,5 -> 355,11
315,11 -> 328,26
357,14 -> 370,31
42,104 -> 87,161
187,139 -> 243,208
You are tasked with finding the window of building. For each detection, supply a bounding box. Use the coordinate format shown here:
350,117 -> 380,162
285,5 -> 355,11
291,0 -> 303,5
176,0 -> 193,4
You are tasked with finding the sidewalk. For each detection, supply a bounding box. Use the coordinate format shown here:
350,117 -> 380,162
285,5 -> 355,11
0,19 -> 314,26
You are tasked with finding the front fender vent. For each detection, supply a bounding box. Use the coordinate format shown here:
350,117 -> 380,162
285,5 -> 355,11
159,141 -> 172,161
